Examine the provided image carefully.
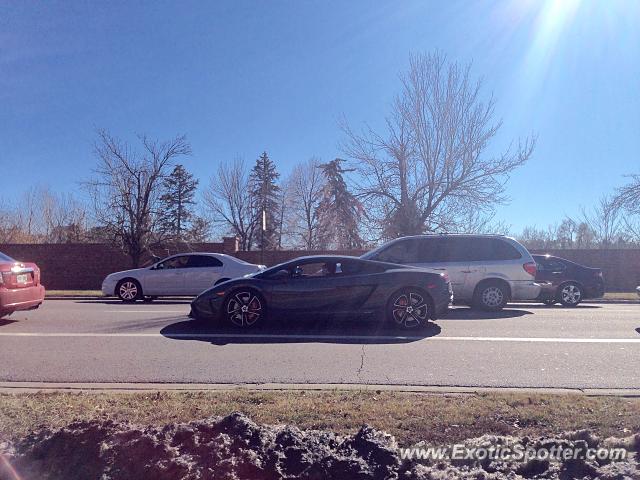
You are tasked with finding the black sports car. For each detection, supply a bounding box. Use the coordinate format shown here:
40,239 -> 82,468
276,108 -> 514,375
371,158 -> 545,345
190,255 -> 452,329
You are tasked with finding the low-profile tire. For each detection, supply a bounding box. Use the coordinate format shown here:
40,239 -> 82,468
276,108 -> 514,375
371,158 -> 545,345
116,278 -> 143,303
223,289 -> 265,328
387,287 -> 432,330
558,282 -> 582,307
473,281 -> 509,311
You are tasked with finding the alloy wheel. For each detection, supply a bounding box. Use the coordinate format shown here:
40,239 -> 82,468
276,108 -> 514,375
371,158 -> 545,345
560,284 -> 581,305
226,291 -> 262,327
391,291 -> 429,328
482,286 -> 504,308
118,281 -> 138,301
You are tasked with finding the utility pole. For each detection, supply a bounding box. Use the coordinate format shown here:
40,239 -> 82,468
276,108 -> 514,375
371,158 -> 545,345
261,207 -> 266,265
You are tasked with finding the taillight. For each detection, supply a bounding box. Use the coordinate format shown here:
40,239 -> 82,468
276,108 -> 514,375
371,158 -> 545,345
523,262 -> 537,277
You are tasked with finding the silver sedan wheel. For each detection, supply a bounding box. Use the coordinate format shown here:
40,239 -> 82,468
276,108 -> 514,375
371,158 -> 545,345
482,286 -> 504,308
118,281 -> 139,301
560,284 -> 581,305
391,291 -> 429,329
226,291 -> 262,327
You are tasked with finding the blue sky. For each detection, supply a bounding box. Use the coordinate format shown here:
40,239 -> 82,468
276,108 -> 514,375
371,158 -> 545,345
1,0 -> 639,233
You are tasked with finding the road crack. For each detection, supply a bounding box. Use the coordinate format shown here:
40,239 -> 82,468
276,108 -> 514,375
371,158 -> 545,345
356,344 -> 366,380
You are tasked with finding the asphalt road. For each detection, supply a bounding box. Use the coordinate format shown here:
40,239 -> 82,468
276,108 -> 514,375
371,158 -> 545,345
1,300 -> 639,390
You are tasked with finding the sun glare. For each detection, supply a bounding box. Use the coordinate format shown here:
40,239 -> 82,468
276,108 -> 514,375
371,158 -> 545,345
524,0 -> 581,76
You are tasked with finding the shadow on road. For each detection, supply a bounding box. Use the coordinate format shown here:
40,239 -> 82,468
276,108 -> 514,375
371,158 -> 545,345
75,299 -> 191,305
636,327 -> 640,336
445,307 -> 532,320
0,319 -> 18,327
508,303 -> 601,310
160,317 -> 441,345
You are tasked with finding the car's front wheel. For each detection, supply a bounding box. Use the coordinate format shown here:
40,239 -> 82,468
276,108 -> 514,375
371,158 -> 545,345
223,290 -> 265,328
558,282 -> 582,307
116,279 -> 142,303
387,288 -> 431,329
473,281 -> 509,311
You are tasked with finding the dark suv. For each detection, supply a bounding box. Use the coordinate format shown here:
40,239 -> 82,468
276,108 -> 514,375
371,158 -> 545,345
533,254 -> 605,306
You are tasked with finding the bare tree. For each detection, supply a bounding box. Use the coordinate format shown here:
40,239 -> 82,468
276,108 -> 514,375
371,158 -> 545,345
86,130 -> 191,267
614,172 -> 640,214
283,157 -> 325,249
581,195 -> 622,248
0,187 -> 88,243
613,170 -> 640,245
342,52 -> 535,239
203,158 -> 257,250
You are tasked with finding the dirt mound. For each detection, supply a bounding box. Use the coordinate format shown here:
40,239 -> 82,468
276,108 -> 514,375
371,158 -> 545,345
1,413 -> 638,479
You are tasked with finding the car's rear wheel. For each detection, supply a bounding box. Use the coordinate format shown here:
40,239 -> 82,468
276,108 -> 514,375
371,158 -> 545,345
116,279 -> 142,303
0,310 -> 12,319
224,290 -> 265,328
387,288 -> 431,329
559,282 -> 582,307
473,281 -> 509,311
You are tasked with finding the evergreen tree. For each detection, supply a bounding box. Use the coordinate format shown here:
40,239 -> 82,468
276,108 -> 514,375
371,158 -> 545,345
159,164 -> 199,242
249,152 -> 281,250
316,158 -> 364,249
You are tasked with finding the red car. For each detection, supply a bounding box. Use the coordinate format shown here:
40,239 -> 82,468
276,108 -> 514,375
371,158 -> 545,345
0,251 -> 45,318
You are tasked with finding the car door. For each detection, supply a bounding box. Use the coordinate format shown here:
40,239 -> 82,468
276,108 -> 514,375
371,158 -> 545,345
183,255 -> 224,295
536,257 -> 567,286
269,260 -> 342,316
323,260 -> 379,312
427,237 -> 472,299
143,255 -> 189,295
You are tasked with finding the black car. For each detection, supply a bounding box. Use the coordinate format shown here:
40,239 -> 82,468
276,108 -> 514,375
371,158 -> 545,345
533,254 -> 605,307
190,255 -> 452,329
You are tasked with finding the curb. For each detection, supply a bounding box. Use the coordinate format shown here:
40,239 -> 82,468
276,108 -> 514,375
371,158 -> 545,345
0,382 -> 639,397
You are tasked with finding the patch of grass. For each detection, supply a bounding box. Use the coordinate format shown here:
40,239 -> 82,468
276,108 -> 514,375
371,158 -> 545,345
1,391 -> 638,446
45,290 -> 103,297
603,292 -> 639,301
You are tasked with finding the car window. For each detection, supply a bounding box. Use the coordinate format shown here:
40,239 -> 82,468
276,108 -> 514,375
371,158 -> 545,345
186,255 -> 223,268
464,238 -> 522,261
491,239 -> 522,260
538,258 -> 566,272
445,237 -> 476,262
157,256 -> 190,269
292,261 -> 338,278
373,239 -> 421,263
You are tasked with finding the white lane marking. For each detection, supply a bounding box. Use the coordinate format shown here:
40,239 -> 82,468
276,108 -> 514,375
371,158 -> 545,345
100,310 -> 187,313
0,333 -> 639,343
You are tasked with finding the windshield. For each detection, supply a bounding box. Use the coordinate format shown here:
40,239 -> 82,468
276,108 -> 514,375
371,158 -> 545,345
0,252 -> 15,262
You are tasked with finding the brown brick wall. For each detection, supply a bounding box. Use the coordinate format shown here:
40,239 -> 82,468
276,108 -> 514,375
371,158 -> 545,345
0,243 -> 224,290
1,243 -> 638,292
